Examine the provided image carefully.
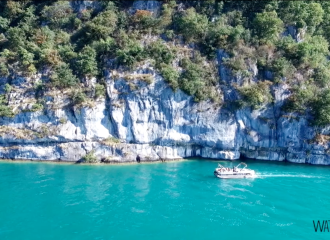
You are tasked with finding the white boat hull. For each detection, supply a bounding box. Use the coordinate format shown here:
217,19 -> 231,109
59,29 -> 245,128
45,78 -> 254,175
214,172 -> 256,179
214,165 -> 256,179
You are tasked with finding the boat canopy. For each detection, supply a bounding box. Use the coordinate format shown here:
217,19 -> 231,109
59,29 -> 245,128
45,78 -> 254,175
217,162 -> 247,169
235,162 -> 247,169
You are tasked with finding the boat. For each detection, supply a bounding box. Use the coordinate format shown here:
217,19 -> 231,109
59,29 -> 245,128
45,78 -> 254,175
214,162 -> 256,179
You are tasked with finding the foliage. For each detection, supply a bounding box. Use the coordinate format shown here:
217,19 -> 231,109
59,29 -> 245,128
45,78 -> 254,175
313,65 -> 330,88
71,89 -> 87,106
131,10 -> 160,34
0,95 -> 14,118
146,40 -> 174,68
4,83 -> 11,93
2,1 -> 330,125
159,63 -> 179,91
271,57 -> 295,80
174,7 -> 208,43
41,2 -> 73,29
75,46 -> 98,77
84,10 -> 118,42
81,150 -> 98,163
311,89 -> 330,126
253,11 -> 284,43
296,35 -> 329,68
31,103 -> 43,112
279,1 -> 324,33
50,64 -> 78,89
178,55 -> 217,102
237,81 -> 273,109
94,83 -> 105,99
102,136 -> 120,146
116,41 -> 146,68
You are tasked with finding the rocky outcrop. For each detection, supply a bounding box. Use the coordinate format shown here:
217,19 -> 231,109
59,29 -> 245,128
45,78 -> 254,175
130,1 -> 162,16
0,1 -> 329,165
0,61 -> 329,165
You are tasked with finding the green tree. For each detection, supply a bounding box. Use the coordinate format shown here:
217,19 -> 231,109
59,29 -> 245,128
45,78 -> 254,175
0,95 -> 14,118
238,81 -> 273,109
116,41 -> 146,68
51,63 -> 78,89
313,65 -> 330,88
41,2 -> 73,29
6,27 -> 26,49
279,1 -> 324,33
175,7 -> 208,43
159,63 -> 179,90
146,40 -> 174,68
271,57 -> 295,80
84,10 -> 118,41
296,35 -> 329,68
0,16 -> 9,31
311,89 -> 330,126
75,46 -> 98,77
253,11 -> 283,43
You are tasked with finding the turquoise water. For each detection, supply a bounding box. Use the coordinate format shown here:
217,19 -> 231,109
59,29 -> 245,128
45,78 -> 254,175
0,159 -> 329,240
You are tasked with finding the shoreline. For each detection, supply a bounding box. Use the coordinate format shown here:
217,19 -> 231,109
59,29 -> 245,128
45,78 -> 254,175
0,158 -> 188,166
1,157 -> 330,168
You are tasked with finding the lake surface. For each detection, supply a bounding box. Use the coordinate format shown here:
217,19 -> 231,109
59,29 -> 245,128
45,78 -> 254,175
0,159 -> 329,240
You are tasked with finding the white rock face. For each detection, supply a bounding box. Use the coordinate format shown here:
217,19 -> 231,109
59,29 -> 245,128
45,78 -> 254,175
1,66 -> 329,165
0,2 -> 328,165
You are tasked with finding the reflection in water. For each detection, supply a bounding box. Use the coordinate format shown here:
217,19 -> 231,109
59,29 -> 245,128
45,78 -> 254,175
132,165 -> 151,201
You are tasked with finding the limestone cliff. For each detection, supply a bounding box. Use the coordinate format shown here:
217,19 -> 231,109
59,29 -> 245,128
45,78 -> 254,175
0,1 -> 329,165
0,58 -> 328,165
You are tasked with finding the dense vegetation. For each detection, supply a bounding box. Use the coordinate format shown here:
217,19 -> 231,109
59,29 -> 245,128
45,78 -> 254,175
1,1 -> 330,126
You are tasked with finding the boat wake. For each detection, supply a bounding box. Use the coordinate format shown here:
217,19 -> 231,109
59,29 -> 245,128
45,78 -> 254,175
256,174 -> 325,179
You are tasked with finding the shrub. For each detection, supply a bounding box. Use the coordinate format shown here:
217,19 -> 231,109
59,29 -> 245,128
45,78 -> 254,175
178,56 -> 218,102
131,10 -> 160,33
83,10 -> 118,41
282,84 -> 317,113
296,36 -> 329,68
71,89 -> 87,106
146,40 -> 174,68
237,81 -> 273,109
174,7 -> 208,43
0,63 -> 9,77
39,48 -> 62,67
159,63 -> 179,90
0,95 -> 14,118
0,17 -> 9,31
94,83 -> 105,99
202,15 -> 247,59
41,1 -> 73,29
30,103 -> 43,112
271,57 -> 295,79
311,89 -> 330,126
102,136 -> 120,146
75,46 -> 98,77
59,117 -> 67,124
116,41 -> 146,68
50,64 -> 78,89
82,150 -> 98,163
4,83 -> 11,93
91,37 -> 115,57
58,44 -> 77,63
18,47 -> 34,68
279,1 -> 324,33
253,11 -> 284,43
6,27 -> 26,50
314,65 -> 330,88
